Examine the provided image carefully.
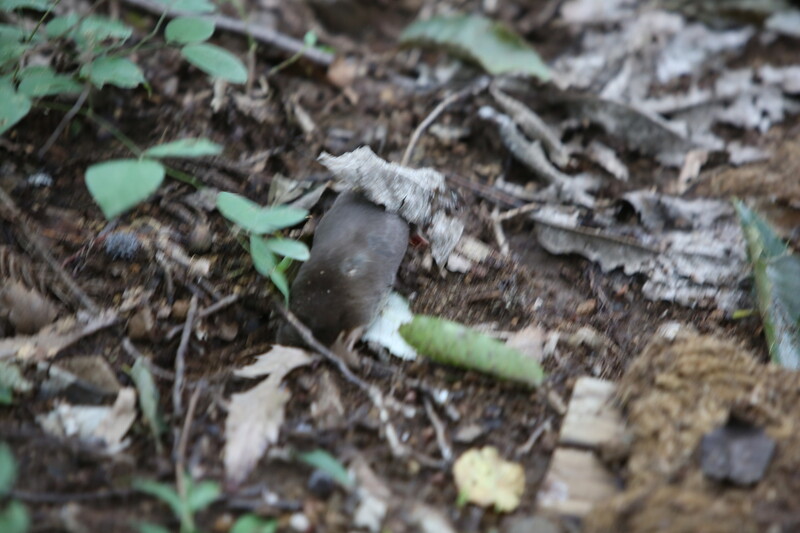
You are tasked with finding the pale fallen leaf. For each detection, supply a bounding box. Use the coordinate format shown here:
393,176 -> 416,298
453,446 -> 525,512
224,373 -> 289,486
351,455 -> 392,533
93,387 -> 137,450
506,325 -> 547,362
0,310 -> 118,361
234,345 -> 315,380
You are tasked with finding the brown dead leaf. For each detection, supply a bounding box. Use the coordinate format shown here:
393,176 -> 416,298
0,281 -> 58,334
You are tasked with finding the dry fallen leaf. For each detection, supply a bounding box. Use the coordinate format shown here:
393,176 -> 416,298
224,373 -> 288,487
93,387 -> 137,450
453,446 -> 525,512
225,345 -> 314,486
233,345 -> 315,380
0,281 -> 59,334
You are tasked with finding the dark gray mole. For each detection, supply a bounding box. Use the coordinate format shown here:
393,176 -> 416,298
277,191 -> 409,346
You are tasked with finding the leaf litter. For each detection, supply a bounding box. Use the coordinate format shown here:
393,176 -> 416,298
5,0 -> 800,530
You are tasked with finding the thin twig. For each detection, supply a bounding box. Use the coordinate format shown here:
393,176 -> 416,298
401,76 -> 490,167
165,293 -> 239,341
10,489 -> 133,503
173,295 -> 198,418
490,206 -> 510,256
515,417 -> 551,457
119,0 -> 334,66
273,300 -> 409,459
175,383 -> 203,533
0,186 -> 99,313
423,398 -> 452,463
495,200 -> 544,222
38,83 -> 91,159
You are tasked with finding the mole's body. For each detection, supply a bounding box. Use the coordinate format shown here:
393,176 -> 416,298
277,191 -> 409,346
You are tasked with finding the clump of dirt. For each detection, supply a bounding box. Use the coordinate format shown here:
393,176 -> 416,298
586,329 -> 800,533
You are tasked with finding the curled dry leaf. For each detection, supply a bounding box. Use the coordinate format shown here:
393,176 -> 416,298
479,106 -> 597,207
453,446 -> 525,512
489,84 -> 570,168
317,146 -> 463,265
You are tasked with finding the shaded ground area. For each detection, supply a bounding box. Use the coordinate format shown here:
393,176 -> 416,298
2,0 -> 799,531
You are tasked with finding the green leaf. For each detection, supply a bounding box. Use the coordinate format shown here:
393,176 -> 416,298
165,17 -> 214,44
186,479 -> 220,512
81,57 -> 144,89
129,357 -> 165,450
45,14 -> 79,38
735,201 -> 800,369
231,514 -> 278,533
151,0 -> 216,14
296,449 -> 353,489
78,15 -> 133,43
0,79 -> 31,136
18,66 -> 82,97
135,523 -> 172,533
400,315 -> 546,387
0,24 -> 25,42
0,501 -> 28,533
133,479 -> 183,518
181,43 -> 247,83
400,14 -> 550,79
216,192 -> 308,234
0,442 -> 17,494
303,30 -> 317,47
250,234 -> 277,277
0,0 -> 52,11
251,235 -> 289,300
86,159 -> 165,219
269,268 -> 289,303
0,386 -> 11,405
144,138 -> 222,158
0,42 -> 26,67
263,238 -> 309,261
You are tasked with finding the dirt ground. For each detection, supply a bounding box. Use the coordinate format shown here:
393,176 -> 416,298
1,0 -> 798,532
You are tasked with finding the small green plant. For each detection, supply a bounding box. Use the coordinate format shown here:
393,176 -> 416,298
134,477 -> 276,533
134,475 -> 220,533
0,0 -> 247,135
86,137 -> 222,219
216,191 -> 309,300
0,442 -> 29,533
